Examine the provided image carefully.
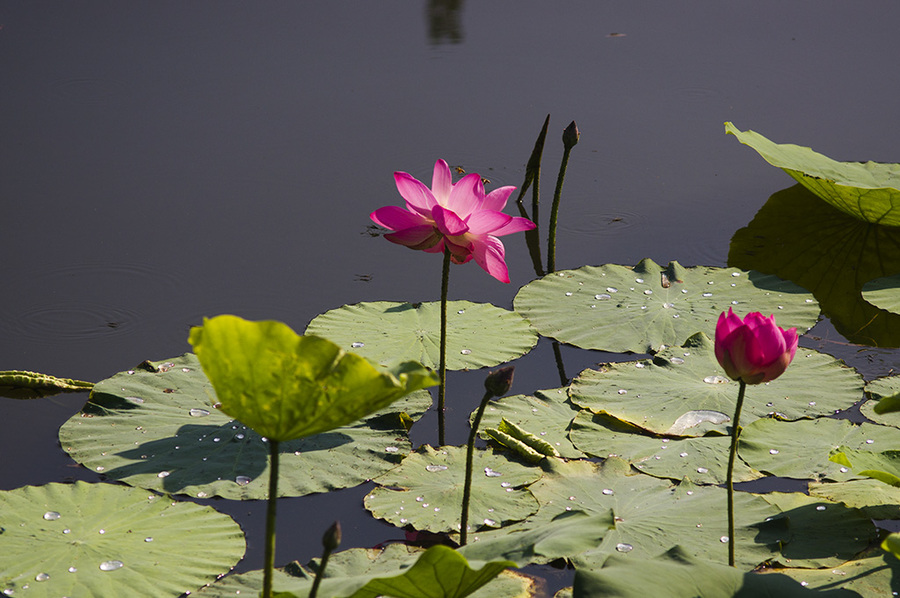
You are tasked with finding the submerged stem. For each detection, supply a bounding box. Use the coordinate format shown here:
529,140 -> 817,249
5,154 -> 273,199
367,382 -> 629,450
262,439 -> 280,598
438,246 -> 451,447
460,390 -> 493,546
726,380 -> 746,567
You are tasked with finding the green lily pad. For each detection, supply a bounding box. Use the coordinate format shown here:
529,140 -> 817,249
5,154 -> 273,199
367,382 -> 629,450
305,301 -> 538,370
0,370 -> 93,399
188,315 -> 437,442
739,418 -> 900,482
771,548 -> 900,598
574,546 -> 858,598
862,274 -> 900,314
474,388 -> 584,459
569,333 -> 862,437
59,354 -> 432,499
478,458 -> 782,570
726,122 -> 900,226
809,479 -> 900,520
196,544 -> 527,598
568,410 -> 762,485
363,446 -> 542,534
0,481 -> 245,597
861,376 -> 900,428
513,259 -> 818,354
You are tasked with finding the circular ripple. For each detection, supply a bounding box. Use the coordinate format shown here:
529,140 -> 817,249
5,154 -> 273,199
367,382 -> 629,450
46,76 -> 131,106
559,209 -> 645,238
11,301 -> 142,342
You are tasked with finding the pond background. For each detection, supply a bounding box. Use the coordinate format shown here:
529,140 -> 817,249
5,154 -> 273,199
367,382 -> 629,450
3,1 -> 900,588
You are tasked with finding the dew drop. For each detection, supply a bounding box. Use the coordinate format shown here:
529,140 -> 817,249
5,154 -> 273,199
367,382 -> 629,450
189,408 -> 209,417
98,529 -> 106,534
719,536 -> 729,543
595,294 -> 611,300
731,272 -> 740,277
235,433 -> 245,440
670,357 -> 684,365
816,505 -> 826,511
703,375 -> 729,384
602,488 -> 614,495
702,292 -> 713,297
643,289 -> 653,295
197,492 -> 208,498
769,449 -> 779,455
866,439 -> 874,444
635,362 -> 645,368
350,342 -> 365,348
235,476 -> 252,486
460,349 -> 472,355
606,287 -> 618,293
399,518 -> 408,524
617,389 -> 627,395
425,465 -> 448,472
157,471 -> 170,478
808,401 -> 816,406
99,560 -> 124,572
457,309 -> 465,314
731,300 -> 739,305
43,511 -> 61,521
564,291 -> 573,297
62,529 -> 70,534
662,302 -> 674,309
483,518 -> 497,526
68,567 -> 77,573
800,581 -> 808,587
635,278 -> 644,283
35,573 -> 49,582
484,468 -> 502,477
839,467 -> 849,473
615,543 -> 634,553
385,446 -> 399,453
805,299 -> 814,303
144,537 -> 153,542
421,503 -> 429,508
127,396 -> 144,404
697,467 -> 709,474
679,452 -> 688,458
500,482 -> 512,488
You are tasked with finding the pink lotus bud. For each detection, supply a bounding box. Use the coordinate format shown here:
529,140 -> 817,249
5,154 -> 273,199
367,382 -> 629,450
714,308 -> 798,385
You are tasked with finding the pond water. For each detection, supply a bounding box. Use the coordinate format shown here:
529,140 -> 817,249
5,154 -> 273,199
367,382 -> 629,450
3,2 -> 900,594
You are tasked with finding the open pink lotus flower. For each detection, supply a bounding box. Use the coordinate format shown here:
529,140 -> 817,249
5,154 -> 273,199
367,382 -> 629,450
714,307 -> 799,385
370,159 -> 536,283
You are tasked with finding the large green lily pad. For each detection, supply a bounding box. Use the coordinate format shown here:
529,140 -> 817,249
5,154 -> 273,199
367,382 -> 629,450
474,388 -> 584,459
189,315 -> 437,442
364,446 -> 542,534
513,259 -> 818,354
59,354 -> 431,499
862,274 -> 900,314
569,410 -> 762,485
196,543 -> 528,598
305,301 -> 538,370
830,447 -> 900,487
809,479 -> 900,520
739,418 -> 900,482
771,548 -> 900,598
726,122 -> 900,226
573,546 -> 857,598
569,333 -> 862,436
861,375 -> 900,428
477,458 -> 782,570
0,481 -> 245,597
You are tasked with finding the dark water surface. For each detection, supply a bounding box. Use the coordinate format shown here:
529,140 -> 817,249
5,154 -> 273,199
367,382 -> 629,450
4,2 -> 900,591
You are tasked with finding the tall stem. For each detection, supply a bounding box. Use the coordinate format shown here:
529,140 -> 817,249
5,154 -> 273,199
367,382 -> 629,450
438,246 -> 451,447
547,121 -> 578,274
726,380 -> 746,567
262,439 -> 280,598
460,390 -> 493,546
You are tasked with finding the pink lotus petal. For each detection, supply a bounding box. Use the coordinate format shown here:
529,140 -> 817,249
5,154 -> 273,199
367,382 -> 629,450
370,205 -> 430,231
384,225 -> 441,250
714,308 -> 798,384
446,173 -> 484,218
472,235 -> 509,283
431,160 -> 452,203
481,186 -> 516,212
490,215 -> 537,236
395,172 -> 437,216
465,210 -> 513,235
432,205 -> 469,236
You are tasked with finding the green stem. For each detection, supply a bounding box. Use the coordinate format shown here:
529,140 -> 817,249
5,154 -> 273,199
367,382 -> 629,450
262,439 -> 280,598
726,380 -> 746,567
460,390 -> 493,546
438,246 -> 451,447
547,145 -> 573,274
308,549 -> 332,598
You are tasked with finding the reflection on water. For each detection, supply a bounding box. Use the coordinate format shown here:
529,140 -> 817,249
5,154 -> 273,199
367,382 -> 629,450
427,0 -> 464,44
729,184 -> 900,347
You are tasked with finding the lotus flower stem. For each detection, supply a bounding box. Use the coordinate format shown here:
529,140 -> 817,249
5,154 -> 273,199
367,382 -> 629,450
547,121 -> 579,274
438,246 -> 451,446
309,521 -> 341,598
725,380 -> 746,567
262,439 -> 280,598
460,367 -> 514,546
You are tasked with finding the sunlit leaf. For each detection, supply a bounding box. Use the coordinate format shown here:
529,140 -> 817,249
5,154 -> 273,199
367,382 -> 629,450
573,546 -> 857,598
809,479 -> 900,520
860,376 -> 900,428
772,548 -> 900,597
0,370 -> 93,399
59,354 -> 431,499
569,333 -> 862,436
514,259 -> 818,354
0,482 -> 244,597
726,122 -> 900,226
188,315 -> 437,442
305,301 -> 538,370
830,447 -> 900,487
363,446 -> 542,534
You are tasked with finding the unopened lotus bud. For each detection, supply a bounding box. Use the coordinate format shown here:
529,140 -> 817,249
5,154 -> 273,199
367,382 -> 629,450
484,366 -> 515,398
563,121 -> 580,149
323,521 -> 341,552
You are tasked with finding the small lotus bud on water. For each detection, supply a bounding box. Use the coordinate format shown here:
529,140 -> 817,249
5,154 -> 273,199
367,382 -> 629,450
484,366 -> 515,398
563,121 -> 580,148
323,521 -> 341,552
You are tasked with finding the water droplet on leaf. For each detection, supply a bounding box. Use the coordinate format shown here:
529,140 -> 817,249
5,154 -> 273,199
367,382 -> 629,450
99,560 -> 124,571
